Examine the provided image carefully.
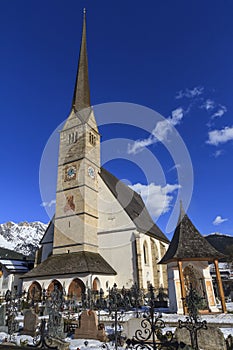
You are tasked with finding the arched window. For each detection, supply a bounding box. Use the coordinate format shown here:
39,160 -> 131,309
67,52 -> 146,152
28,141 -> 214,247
68,278 -> 85,300
28,281 -> 42,301
93,277 -> 100,291
150,238 -> 160,290
143,241 -> 149,265
47,279 -> 63,295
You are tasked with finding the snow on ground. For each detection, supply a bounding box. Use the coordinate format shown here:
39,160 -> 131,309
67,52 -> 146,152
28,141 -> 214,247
2,304 -> 233,349
226,302 -> 233,312
160,311 -> 233,324
0,327 -> 232,350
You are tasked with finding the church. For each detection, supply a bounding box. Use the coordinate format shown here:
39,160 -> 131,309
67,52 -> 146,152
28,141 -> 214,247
22,11 -> 170,299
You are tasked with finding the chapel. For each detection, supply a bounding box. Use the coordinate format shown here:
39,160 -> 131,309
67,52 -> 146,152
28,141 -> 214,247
160,202 -> 226,314
22,11 -> 170,299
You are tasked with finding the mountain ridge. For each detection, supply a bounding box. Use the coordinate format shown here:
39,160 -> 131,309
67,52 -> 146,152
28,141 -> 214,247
205,233 -> 233,258
0,221 -> 47,256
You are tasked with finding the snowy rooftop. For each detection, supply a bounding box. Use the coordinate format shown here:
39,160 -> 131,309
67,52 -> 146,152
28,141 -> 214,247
0,259 -> 29,273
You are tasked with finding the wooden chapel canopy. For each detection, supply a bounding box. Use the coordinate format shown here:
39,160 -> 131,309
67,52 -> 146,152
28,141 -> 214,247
159,203 -> 225,264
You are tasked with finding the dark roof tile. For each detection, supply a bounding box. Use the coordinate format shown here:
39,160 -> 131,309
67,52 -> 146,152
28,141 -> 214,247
22,251 -> 117,279
100,168 -> 169,243
159,210 -> 225,263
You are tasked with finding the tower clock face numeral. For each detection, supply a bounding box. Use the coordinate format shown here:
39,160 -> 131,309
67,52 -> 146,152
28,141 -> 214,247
88,166 -> 95,179
65,165 -> 77,180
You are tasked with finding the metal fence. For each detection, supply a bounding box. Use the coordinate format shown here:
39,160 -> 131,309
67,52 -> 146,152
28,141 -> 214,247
1,283 -> 209,350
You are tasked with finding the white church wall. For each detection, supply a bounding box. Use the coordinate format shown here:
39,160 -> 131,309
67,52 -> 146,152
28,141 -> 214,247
98,175 -> 137,288
98,176 -> 136,233
98,229 -> 136,288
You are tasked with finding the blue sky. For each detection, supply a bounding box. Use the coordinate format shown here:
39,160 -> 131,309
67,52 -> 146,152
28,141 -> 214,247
0,1 -> 233,239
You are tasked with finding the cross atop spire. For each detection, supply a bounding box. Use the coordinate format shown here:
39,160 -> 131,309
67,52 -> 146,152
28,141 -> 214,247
72,9 -> 91,112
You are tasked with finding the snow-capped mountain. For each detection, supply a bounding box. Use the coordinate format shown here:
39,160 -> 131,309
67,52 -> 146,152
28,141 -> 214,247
0,221 -> 47,256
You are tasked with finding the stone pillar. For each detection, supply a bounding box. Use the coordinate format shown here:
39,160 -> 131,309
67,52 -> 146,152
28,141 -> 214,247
214,259 -> 226,313
177,261 -> 187,314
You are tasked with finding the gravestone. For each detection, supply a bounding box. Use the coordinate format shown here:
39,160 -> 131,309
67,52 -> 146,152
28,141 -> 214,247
175,325 -> 227,350
0,304 -> 6,326
74,310 -> 107,341
0,304 -> 7,332
124,318 -> 143,339
48,312 -> 65,339
22,308 -> 39,336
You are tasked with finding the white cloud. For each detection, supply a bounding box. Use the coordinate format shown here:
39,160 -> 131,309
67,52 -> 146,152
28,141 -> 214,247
40,199 -> 56,208
129,182 -> 181,218
128,107 -> 184,154
207,126 -> 233,146
201,99 -> 215,111
213,215 -> 228,226
213,149 -> 224,158
211,105 -> 227,119
175,86 -> 204,99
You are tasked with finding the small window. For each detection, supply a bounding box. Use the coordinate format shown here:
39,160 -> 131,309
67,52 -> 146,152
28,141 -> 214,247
89,132 -> 96,146
68,131 -> 78,144
143,241 -> 149,265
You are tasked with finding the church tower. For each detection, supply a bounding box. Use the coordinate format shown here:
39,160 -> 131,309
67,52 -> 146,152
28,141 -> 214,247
53,10 -> 100,255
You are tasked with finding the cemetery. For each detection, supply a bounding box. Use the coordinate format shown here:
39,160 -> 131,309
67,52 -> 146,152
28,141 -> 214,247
0,283 -> 232,350
0,5 -> 232,350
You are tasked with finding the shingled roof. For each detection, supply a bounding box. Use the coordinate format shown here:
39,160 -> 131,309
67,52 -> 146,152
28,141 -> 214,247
0,247 -> 32,261
159,204 -> 225,263
22,251 -> 117,279
100,167 -> 169,243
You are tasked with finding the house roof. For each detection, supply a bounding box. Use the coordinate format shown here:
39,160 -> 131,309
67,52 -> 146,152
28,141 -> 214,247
22,251 -> 117,279
0,259 -> 29,273
0,247 -> 32,261
159,204 -> 225,264
100,167 -> 169,243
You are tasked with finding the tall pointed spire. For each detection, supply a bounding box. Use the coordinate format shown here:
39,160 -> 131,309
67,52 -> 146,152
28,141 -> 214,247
72,8 -> 91,112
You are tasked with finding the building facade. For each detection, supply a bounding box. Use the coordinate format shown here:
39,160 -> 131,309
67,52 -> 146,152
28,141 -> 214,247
22,12 -> 169,299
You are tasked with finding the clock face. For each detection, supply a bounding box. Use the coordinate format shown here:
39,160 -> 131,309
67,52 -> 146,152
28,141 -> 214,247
88,166 -> 95,179
66,165 -> 76,180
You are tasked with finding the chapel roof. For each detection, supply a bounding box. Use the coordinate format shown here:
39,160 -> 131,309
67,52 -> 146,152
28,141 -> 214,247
22,251 -> 117,279
100,167 -> 169,243
159,203 -> 225,263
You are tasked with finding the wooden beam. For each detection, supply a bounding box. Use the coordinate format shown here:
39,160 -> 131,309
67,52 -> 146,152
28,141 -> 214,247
177,260 -> 188,314
214,259 -> 227,313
